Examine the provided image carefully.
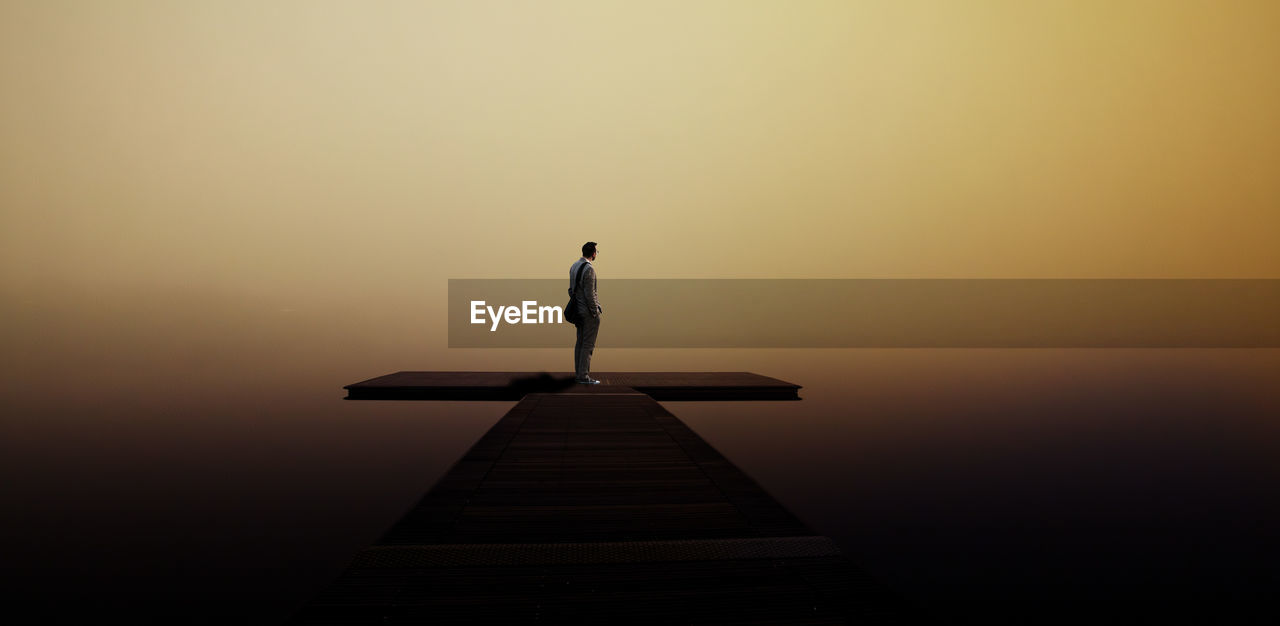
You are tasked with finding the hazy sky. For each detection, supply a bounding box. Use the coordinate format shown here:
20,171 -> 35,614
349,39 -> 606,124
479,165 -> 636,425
3,8 -> 1279,621
3,0 -> 1278,307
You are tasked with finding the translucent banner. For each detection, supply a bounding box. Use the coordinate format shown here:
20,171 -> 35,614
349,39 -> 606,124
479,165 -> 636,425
447,279 -> 1280,348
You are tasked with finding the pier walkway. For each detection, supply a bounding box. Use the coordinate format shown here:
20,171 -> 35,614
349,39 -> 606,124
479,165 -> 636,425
292,372 -> 908,623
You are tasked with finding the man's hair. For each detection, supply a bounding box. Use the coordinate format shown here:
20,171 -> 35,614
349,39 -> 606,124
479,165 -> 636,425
582,241 -> 597,257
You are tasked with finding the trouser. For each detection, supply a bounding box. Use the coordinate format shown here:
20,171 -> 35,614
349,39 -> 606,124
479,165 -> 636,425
574,310 -> 600,380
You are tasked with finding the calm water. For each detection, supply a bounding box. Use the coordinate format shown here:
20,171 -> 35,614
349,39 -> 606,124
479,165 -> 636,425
3,285 -> 1278,624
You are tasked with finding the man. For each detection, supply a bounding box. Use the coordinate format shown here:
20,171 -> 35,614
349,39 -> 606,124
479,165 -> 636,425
569,241 -> 602,384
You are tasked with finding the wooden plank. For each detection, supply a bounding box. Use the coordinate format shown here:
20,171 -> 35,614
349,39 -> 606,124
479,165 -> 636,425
291,392 -> 910,623
344,371 -> 802,401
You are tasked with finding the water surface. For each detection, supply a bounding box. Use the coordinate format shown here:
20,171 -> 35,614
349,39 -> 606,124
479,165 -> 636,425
3,286 -> 1277,624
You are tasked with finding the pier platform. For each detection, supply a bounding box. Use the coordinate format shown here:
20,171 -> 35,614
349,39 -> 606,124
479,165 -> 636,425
292,374 -> 908,623
344,371 -> 802,401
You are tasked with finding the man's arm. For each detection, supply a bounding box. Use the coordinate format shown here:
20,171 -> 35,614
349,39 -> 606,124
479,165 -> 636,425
587,265 -> 601,317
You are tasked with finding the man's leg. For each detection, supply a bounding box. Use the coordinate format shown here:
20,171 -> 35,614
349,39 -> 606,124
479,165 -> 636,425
578,314 -> 600,380
574,322 -> 584,379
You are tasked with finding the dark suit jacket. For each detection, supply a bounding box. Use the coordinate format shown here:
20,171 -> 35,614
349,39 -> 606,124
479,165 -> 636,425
568,258 -> 601,318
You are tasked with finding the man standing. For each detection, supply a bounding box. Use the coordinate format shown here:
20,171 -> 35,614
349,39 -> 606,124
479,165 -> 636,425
569,241 -> 602,384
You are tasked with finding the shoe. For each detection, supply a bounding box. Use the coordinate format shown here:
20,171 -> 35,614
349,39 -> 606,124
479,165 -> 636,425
577,377 -> 601,385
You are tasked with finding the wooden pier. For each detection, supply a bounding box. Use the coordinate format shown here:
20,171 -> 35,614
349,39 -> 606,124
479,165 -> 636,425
293,373 -> 908,623
344,371 -> 802,401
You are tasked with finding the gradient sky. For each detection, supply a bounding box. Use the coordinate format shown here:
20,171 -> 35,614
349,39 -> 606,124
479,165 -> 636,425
3,4 -> 1279,622
3,0 -> 1278,310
